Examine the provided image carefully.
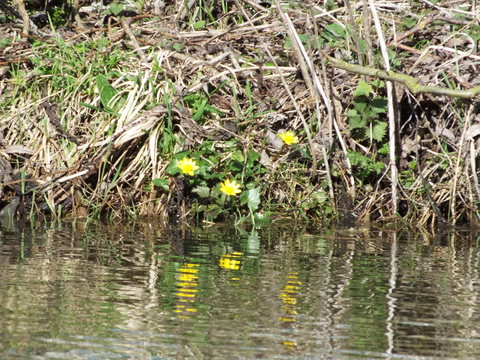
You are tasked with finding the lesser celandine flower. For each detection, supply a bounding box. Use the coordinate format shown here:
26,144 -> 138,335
278,131 -> 299,145
220,179 -> 242,196
177,157 -> 199,176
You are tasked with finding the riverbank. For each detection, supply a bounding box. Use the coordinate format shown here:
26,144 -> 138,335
1,1 -> 479,227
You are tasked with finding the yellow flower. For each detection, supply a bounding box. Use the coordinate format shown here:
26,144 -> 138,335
177,157 -> 199,176
220,179 -> 242,196
278,131 -> 299,145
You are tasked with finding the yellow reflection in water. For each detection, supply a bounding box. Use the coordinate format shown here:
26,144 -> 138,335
282,340 -> 298,350
219,252 -> 243,272
174,263 -> 200,318
279,272 -> 302,350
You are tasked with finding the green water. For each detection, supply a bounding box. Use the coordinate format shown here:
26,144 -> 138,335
1,220 -> 479,359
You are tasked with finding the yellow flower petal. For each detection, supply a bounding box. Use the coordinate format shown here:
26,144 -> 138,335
278,131 -> 299,145
220,179 -> 242,196
177,157 -> 199,176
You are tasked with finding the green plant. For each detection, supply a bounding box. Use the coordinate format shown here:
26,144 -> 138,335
347,80 -> 388,143
183,92 -> 224,124
321,23 -> 348,47
187,0 -> 236,28
347,150 -> 385,183
152,137 -> 267,224
47,6 -> 70,27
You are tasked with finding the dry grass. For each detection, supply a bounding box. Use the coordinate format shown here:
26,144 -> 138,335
0,0 -> 479,227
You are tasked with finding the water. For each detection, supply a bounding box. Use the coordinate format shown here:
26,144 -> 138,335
1,219 -> 480,359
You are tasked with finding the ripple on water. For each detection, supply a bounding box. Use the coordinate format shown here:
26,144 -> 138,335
1,223 -> 480,359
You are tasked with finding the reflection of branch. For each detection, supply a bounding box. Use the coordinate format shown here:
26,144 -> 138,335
326,56 -> 480,99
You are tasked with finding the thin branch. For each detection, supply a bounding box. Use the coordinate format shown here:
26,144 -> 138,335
120,18 -> 148,65
327,56 -> 480,98
368,0 -> 399,216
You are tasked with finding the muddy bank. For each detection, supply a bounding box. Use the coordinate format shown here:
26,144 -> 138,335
0,1 -> 479,227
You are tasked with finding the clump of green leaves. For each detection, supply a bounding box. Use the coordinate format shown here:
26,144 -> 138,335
347,80 -> 388,143
153,139 -> 268,225
399,161 -> 417,189
284,22 -> 351,50
347,150 -> 385,182
183,92 -> 224,124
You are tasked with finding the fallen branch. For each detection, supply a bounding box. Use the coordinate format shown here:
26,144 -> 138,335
326,56 -> 480,99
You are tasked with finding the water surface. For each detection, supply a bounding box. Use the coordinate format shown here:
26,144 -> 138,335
1,219 -> 479,359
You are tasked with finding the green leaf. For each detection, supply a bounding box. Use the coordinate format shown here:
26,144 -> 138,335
231,150 -> 244,162
166,159 -> 180,175
348,111 -> 366,129
240,188 -> 261,212
229,160 -> 243,173
152,178 -> 169,191
353,99 -> 368,112
370,97 -> 388,114
192,98 -> 207,121
109,3 -> 124,16
203,103 -> 224,116
378,142 -> 390,155
96,75 -> 117,109
172,43 -> 184,51
284,33 -> 310,49
353,81 -> 374,97
467,25 -> 480,42
284,38 -> 293,49
204,205 -> 223,219
204,173 -> 225,181
372,161 -> 385,174
193,186 -> 211,198
324,23 -> 346,38
297,33 -> 310,44
246,150 -> 260,165
312,35 -> 325,49
172,151 -> 190,160
372,121 -> 388,142
402,16 -> 417,29
357,38 -> 369,55
253,212 -> 271,226
311,189 -> 329,205
193,20 -> 206,29
371,79 -> 384,89
346,109 -> 358,118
